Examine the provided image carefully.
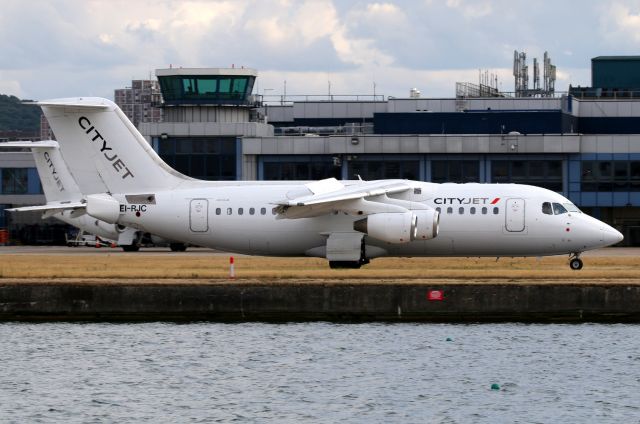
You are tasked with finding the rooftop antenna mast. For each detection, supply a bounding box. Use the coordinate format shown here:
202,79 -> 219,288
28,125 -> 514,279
513,50 -> 556,97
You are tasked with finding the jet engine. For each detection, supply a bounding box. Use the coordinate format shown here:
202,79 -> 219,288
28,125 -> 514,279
353,211 -> 417,244
86,193 -> 120,224
413,209 -> 440,240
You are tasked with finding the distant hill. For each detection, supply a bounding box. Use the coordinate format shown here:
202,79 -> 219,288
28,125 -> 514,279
0,94 -> 41,132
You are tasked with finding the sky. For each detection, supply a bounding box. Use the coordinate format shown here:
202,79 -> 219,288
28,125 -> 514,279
2,0 -> 640,101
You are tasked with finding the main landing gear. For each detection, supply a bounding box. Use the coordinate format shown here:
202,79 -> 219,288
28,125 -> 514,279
329,258 -> 370,269
569,253 -> 583,270
328,236 -> 370,269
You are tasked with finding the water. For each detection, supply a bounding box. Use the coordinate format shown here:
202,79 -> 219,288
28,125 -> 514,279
0,323 -> 639,423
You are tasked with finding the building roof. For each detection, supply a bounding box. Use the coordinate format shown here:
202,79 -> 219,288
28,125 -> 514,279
592,56 -> 640,61
156,68 -> 257,77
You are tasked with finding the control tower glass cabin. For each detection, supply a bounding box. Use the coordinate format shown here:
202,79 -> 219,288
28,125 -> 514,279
156,68 -> 257,106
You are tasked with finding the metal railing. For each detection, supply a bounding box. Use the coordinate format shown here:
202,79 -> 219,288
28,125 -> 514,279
258,94 -> 386,105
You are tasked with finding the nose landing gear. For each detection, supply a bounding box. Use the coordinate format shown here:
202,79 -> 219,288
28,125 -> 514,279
569,253 -> 583,270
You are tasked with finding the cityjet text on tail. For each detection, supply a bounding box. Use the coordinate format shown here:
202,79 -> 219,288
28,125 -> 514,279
18,97 -> 623,270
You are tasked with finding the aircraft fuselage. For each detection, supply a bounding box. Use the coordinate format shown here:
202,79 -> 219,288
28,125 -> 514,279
111,181 -> 621,258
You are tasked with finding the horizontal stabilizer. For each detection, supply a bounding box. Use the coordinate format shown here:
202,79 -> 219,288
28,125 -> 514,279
0,140 -> 59,149
33,98 -> 111,109
6,201 -> 86,213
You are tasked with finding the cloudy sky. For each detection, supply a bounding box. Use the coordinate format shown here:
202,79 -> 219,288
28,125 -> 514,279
2,0 -> 640,101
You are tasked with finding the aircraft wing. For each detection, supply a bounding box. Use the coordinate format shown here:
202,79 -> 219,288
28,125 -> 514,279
274,178 -> 413,218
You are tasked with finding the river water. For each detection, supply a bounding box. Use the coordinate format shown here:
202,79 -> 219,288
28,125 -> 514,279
0,323 -> 639,423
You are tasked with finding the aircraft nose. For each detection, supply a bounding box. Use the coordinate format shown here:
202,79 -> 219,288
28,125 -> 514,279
603,226 -> 624,246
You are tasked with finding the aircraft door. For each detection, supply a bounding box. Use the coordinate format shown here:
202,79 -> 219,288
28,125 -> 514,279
189,199 -> 209,232
505,198 -> 525,232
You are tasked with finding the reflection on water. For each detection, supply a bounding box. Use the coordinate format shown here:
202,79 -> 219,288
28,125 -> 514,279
0,323 -> 639,423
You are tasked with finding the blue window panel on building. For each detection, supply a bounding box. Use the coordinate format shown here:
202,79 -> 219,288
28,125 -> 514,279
27,168 -> 42,194
613,192 -> 631,206
631,193 -> 640,205
580,192 -> 597,206
597,192 -> 614,205
595,153 -> 614,161
374,111 -> 574,135
568,160 -> 582,182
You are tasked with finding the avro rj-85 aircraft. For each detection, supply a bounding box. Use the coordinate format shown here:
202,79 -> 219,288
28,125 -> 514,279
15,97 -> 622,269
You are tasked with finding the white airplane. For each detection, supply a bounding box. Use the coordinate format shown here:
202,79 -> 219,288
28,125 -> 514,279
0,140 -> 186,251
26,97 -> 622,270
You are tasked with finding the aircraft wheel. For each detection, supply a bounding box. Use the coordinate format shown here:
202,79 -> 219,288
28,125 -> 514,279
329,261 -> 362,269
122,244 -> 140,252
569,258 -> 583,270
169,243 -> 187,252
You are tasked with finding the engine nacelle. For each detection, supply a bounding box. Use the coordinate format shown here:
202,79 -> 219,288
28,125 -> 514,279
86,193 -> 120,224
354,212 -> 417,244
413,209 -> 439,240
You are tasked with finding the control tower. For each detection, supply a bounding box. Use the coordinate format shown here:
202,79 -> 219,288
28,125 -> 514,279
140,68 -> 273,180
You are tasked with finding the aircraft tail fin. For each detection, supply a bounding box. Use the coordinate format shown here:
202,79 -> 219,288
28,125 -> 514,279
38,97 -> 190,195
0,140 -> 81,202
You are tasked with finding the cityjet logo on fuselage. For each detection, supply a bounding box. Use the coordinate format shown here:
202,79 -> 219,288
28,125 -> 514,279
434,197 -> 501,205
43,151 -> 64,192
78,116 -> 134,179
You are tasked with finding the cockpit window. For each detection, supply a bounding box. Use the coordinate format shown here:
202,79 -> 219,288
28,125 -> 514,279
563,203 -> 581,213
552,202 -> 568,215
542,202 -> 553,215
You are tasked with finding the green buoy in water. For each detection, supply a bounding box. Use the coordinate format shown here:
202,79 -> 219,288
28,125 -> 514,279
446,337 -> 452,342
491,383 -> 500,391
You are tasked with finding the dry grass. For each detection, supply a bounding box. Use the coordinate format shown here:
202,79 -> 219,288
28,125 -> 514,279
0,254 -> 639,281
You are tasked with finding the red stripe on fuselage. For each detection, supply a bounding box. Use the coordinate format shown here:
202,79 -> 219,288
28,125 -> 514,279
490,197 -> 500,204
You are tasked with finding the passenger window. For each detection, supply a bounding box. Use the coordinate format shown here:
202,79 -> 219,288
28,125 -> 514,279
447,207 -> 453,214
238,208 -> 244,215
493,207 -> 499,215
226,207 -> 232,215
542,202 -> 553,215
260,207 -> 266,215
215,208 -> 221,215
482,207 -> 487,215
470,207 -> 476,215
435,207 -> 441,214
552,202 -> 568,215
272,207 -> 277,215
249,207 -> 255,215
458,207 -> 464,215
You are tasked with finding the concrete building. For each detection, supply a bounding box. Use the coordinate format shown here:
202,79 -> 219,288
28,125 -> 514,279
3,59 -> 640,245
39,114 -> 54,140
114,79 -> 163,128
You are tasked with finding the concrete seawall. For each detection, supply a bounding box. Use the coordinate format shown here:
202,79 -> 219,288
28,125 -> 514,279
1,281 -> 640,322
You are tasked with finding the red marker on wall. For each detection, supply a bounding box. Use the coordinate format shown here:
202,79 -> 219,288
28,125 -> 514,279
229,256 -> 235,279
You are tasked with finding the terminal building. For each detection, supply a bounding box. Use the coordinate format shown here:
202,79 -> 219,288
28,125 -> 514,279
2,57 -> 640,245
